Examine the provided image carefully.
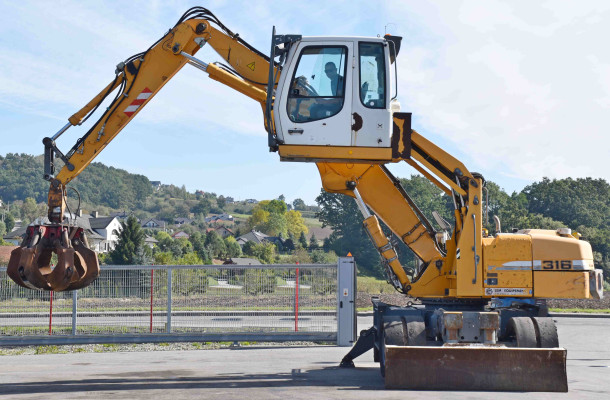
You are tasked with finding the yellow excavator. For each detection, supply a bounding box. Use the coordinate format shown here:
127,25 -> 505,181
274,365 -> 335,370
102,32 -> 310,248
7,7 -> 604,391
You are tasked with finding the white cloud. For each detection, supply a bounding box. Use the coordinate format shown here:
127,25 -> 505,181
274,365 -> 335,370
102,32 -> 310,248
386,0 -> 610,190
1,0 -> 609,202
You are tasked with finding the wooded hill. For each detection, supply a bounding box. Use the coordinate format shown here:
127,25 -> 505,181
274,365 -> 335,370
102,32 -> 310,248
317,175 -> 610,282
1,153 -> 609,282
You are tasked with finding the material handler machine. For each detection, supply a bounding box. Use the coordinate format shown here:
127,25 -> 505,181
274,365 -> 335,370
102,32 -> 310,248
7,7 -> 604,391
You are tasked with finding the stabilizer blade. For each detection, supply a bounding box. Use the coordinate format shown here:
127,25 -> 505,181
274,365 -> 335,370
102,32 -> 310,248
385,345 -> 567,392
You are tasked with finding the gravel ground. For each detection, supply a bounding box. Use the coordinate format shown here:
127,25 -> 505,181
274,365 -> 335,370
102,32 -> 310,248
0,341 -> 321,357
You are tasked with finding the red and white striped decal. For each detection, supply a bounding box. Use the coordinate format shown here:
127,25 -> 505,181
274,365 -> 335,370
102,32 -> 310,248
123,88 -> 153,117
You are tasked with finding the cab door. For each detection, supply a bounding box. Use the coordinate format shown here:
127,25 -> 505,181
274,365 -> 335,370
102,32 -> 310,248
351,41 -> 392,147
275,41 -> 353,146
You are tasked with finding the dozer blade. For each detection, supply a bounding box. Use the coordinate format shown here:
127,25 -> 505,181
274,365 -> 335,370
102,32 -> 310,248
384,345 -> 568,392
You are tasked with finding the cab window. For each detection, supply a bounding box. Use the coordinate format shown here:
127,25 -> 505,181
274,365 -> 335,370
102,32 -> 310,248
287,46 -> 347,123
359,42 -> 386,109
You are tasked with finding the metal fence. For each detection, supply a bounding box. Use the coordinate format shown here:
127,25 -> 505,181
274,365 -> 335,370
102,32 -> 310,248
0,259 -> 356,346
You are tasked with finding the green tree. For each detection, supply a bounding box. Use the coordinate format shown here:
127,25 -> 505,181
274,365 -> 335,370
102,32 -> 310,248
176,252 -> 203,265
21,197 -> 39,224
217,195 -> 226,210
155,231 -> 183,258
0,220 -> 5,236
523,177 -> 610,230
298,231 -> 309,248
4,214 -> 14,232
293,198 -> 306,211
310,249 -> 338,264
191,198 -> 211,217
189,232 -> 210,262
109,216 -> 146,264
205,230 -> 226,258
316,190 -> 384,277
309,232 -> 319,249
286,209 -> 308,238
154,251 -> 175,265
264,212 -> 288,237
247,208 -> 270,231
243,242 -> 276,264
224,236 -> 242,258
259,199 -> 287,214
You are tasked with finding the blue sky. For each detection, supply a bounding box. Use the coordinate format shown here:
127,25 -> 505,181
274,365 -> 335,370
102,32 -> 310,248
1,1 -> 609,205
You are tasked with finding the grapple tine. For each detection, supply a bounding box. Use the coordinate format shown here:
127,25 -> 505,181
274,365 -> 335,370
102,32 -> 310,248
6,247 -> 31,289
45,246 -> 76,291
6,224 -> 100,292
66,243 -> 100,290
20,246 -> 54,291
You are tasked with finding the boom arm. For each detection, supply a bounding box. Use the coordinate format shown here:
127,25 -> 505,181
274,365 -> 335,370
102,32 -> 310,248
316,116 -> 483,298
44,7 -> 274,223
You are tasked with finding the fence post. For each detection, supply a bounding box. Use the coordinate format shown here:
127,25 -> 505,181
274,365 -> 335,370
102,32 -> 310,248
72,290 -> 77,335
337,257 -> 356,346
167,268 -> 172,333
295,266 -> 299,332
48,291 -> 53,335
150,269 -> 154,333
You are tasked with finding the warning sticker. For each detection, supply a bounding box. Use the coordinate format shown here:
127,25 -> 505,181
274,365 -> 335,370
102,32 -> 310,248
484,288 -> 531,296
343,288 -> 349,297
247,62 -> 255,71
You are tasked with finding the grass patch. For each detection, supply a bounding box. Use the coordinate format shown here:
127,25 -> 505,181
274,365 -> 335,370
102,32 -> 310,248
230,213 -> 251,219
35,345 -> 67,355
550,308 -> 610,314
357,276 -> 395,294
303,217 -> 323,228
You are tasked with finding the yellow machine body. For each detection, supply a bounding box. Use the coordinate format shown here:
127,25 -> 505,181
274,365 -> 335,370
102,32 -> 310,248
7,6 -> 605,392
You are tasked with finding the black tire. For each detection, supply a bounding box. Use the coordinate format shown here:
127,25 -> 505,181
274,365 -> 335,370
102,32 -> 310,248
507,317 -> 538,348
380,321 -> 405,378
402,315 -> 426,346
531,317 -> 559,348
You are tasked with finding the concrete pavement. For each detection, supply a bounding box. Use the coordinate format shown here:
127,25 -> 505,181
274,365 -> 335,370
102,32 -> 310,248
0,317 -> 608,399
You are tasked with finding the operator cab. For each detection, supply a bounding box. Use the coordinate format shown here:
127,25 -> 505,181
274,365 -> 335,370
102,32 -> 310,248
272,35 -> 402,162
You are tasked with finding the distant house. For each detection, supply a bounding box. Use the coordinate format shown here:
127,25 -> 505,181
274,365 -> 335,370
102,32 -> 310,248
144,235 -> 159,249
2,226 -> 26,246
151,181 -> 162,190
195,190 -> 205,196
141,218 -> 167,230
206,226 -> 234,239
223,257 -> 261,265
225,197 -> 235,204
109,211 -> 133,221
245,199 -> 258,204
0,246 -> 18,265
88,216 -> 122,253
236,230 -> 269,247
174,217 -> 193,226
205,213 -> 234,224
3,217 -> 110,253
235,230 -> 285,250
172,231 -> 190,239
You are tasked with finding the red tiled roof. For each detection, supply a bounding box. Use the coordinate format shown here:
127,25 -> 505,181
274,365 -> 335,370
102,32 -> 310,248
0,246 -> 19,265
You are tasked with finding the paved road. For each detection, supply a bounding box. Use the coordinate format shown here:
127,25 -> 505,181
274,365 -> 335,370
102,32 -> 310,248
0,317 -> 608,399
1,313 -> 337,332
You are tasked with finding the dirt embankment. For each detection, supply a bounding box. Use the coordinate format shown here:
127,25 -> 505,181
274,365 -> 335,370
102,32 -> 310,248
356,292 -> 610,310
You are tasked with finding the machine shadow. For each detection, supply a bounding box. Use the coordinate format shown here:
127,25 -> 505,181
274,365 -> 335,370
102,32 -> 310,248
0,366 -> 385,395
